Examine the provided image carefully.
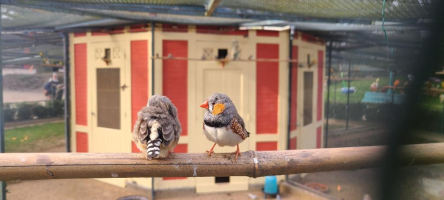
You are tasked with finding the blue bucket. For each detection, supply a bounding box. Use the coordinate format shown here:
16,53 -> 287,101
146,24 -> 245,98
341,87 -> 356,94
263,176 -> 278,195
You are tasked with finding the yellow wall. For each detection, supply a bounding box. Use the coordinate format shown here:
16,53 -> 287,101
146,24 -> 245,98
69,24 -> 326,192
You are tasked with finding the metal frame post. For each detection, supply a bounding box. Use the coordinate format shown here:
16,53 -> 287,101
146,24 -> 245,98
324,42 -> 332,148
346,61 -> 351,130
150,21 -> 156,200
391,70 -> 395,104
334,80 -> 337,114
0,3 -> 6,198
286,26 -> 295,181
62,33 -> 71,152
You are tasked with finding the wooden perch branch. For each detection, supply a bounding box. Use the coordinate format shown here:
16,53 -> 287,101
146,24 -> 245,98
0,143 -> 443,181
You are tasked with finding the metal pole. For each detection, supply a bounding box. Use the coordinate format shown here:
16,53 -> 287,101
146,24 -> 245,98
150,21 -> 155,200
324,42 -> 332,148
62,33 -> 71,152
346,61 -> 351,130
441,101 -> 444,134
391,71 -> 395,104
286,27 -> 294,181
334,80 -> 337,114
0,4 -> 6,198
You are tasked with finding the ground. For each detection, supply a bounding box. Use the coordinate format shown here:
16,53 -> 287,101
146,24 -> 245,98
3,72 -> 62,103
5,121 -> 65,152
293,119 -> 444,200
7,179 -> 294,200
4,89 -> 47,103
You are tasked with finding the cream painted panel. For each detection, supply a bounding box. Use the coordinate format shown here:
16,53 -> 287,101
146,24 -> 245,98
193,40 -> 251,193
297,46 -> 318,149
89,42 -> 130,154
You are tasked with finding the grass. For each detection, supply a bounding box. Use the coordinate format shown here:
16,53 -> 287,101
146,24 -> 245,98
5,122 -> 65,152
326,77 -> 391,104
421,95 -> 444,112
326,77 -> 444,112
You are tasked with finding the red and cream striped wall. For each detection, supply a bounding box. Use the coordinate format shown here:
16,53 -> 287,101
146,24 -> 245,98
69,24 -> 325,192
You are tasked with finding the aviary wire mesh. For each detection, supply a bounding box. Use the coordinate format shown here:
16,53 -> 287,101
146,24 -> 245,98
0,0 -> 435,69
1,0 -> 438,30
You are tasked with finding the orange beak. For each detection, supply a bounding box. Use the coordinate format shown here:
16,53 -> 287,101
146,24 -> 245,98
200,101 -> 209,109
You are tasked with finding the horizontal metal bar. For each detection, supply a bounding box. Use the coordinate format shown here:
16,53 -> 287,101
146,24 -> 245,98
0,143 -> 442,181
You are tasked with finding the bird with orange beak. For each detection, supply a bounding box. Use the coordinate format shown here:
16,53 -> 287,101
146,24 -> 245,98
200,93 -> 250,162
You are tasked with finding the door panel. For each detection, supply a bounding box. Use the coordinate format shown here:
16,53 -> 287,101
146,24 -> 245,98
202,69 -> 245,152
193,40 -> 250,193
303,71 -> 313,126
96,68 -> 121,129
90,42 -> 130,154
298,47 -> 317,149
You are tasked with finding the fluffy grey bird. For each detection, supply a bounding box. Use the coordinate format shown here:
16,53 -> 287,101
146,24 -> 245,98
132,95 -> 181,159
200,93 -> 250,161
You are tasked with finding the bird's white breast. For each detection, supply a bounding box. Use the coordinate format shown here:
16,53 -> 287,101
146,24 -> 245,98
204,125 -> 243,147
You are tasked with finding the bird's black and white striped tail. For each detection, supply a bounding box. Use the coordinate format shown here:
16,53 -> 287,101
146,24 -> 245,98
147,138 -> 162,159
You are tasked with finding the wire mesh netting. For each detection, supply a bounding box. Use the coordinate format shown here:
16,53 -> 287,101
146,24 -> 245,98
1,0 -> 439,31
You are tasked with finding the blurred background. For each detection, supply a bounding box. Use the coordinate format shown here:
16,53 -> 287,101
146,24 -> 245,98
1,1 -> 444,200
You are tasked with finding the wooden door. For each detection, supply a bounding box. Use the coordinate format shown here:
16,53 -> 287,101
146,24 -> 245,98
193,40 -> 251,193
298,47 -> 318,149
90,42 -> 131,153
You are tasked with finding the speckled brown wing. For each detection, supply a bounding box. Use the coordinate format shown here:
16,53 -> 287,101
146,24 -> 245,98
229,117 -> 249,140
132,110 -> 149,153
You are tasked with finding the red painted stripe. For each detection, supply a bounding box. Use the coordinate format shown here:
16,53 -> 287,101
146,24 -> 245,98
132,142 -> 141,153
257,141 -> 278,151
290,137 -> 297,150
174,144 -> 188,153
256,43 -> 279,134
76,132 -> 88,152
91,29 -> 110,36
74,44 -> 87,126
130,24 -> 148,33
162,24 -> 188,32
196,25 -> 248,36
316,127 -> 322,148
290,46 -> 298,131
163,40 -> 188,136
256,30 -> 279,37
301,33 -> 325,44
110,27 -> 125,34
74,32 -> 86,37
131,40 -> 149,129
163,144 -> 188,180
317,50 -> 324,121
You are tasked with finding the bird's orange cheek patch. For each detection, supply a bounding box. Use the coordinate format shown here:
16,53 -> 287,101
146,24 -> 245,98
212,103 -> 225,115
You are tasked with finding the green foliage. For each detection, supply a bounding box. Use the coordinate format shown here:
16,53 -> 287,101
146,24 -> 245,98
327,103 -> 402,123
3,100 -> 64,122
32,104 -> 50,119
16,102 -> 34,120
46,100 -> 64,116
3,103 -> 16,122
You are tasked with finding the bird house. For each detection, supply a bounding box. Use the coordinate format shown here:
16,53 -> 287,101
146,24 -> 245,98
68,24 -> 326,193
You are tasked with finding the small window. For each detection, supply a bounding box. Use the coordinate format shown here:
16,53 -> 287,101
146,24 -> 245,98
104,48 -> 111,60
307,54 -> 311,66
303,72 -> 313,126
97,68 -> 121,129
218,49 -> 228,59
215,176 -> 230,183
